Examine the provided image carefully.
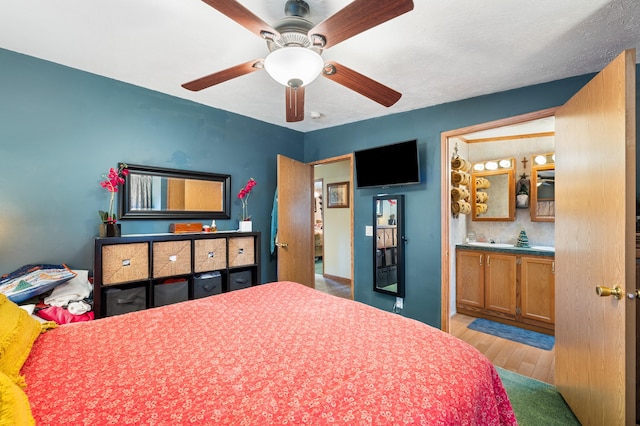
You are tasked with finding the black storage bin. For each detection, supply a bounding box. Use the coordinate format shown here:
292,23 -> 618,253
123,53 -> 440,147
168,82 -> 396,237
388,265 -> 398,283
384,248 -> 396,266
194,272 -> 223,299
229,270 -> 253,291
105,286 -> 146,317
153,279 -> 188,307
376,268 -> 389,288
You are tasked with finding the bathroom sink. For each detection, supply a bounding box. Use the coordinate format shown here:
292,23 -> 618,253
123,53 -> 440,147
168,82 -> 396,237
467,242 -> 514,248
530,246 -> 555,251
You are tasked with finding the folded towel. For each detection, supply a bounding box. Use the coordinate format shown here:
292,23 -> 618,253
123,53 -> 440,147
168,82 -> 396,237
451,157 -> 472,172
452,200 -> 472,215
451,171 -> 471,187
475,177 -> 491,189
451,187 -> 470,202
476,203 -> 488,215
476,191 -> 488,203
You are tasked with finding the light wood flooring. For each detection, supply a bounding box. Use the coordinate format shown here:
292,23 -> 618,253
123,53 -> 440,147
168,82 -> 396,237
450,313 -> 555,384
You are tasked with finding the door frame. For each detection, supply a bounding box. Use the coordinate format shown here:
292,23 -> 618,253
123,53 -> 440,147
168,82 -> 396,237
309,153 -> 355,299
439,107 -> 558,332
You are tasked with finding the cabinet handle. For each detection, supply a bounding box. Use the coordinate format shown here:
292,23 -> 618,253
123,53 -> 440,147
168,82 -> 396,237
479,254 -> 483,266
486,255 -> 490,265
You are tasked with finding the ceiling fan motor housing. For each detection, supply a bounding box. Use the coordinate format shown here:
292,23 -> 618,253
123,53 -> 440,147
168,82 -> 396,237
268,18 -> 321,54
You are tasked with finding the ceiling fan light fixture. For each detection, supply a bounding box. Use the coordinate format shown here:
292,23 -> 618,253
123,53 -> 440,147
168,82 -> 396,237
264,47 -> 324,88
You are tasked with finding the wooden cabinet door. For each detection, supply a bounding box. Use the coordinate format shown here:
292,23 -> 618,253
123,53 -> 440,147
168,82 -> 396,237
521,256 -> 555,324
456,250 -> 485,309
484,253 -> 517,316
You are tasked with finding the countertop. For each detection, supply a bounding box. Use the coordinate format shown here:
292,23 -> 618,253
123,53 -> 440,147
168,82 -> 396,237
456,243 -> 555,257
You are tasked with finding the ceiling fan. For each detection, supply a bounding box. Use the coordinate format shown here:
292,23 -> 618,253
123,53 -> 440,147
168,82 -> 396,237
182,0 -> 414,122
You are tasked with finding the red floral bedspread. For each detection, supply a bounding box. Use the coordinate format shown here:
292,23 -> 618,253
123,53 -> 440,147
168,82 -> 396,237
22,281 -> 516,425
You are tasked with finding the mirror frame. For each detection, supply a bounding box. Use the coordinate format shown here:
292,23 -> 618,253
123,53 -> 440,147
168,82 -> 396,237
530,153 -> 555,222
118,163 -> 231,220
471,158 -> 516,222
373,194 -> 405,297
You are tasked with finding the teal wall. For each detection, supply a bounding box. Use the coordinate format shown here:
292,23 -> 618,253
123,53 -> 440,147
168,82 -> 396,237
304,74 -> 625,327
1,47 -> 638,328
0,48 -> 304,282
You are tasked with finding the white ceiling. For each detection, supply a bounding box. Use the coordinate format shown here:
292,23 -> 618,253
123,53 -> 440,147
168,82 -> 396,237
1,0 -> 639,133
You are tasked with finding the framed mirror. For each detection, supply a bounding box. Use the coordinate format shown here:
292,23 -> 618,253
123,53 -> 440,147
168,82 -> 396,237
119,163 -> 231,219
373,195 -> 405,297
530,153 -> 555,222
471,157 -> 516,221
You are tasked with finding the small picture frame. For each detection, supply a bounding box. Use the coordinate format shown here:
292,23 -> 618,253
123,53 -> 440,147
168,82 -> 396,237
327,181 -> 349,208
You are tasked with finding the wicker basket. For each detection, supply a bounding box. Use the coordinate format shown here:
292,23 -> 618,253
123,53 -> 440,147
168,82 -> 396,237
194,238 -> 227,272
228,236 -> 255,267
152,241 -> 192,278
102,243 -> 150,285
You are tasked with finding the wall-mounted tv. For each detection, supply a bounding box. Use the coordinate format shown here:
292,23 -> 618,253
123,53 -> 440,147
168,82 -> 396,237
354,140 -> 421,189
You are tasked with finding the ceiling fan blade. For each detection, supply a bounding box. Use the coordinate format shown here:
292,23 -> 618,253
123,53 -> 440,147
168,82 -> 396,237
182,60 -> 263,91
201,0 -> 281,41
285,86 -> 305,122
322,61 -> 401,107
308,0 -> 413,49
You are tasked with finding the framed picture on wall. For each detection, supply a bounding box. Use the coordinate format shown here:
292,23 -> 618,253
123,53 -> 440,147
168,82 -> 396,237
327,182 -> 349,208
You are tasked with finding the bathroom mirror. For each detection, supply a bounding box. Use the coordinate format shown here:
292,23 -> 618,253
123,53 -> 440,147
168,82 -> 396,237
471,157 -> 516,221
530,153 -> 555,222
373,195 -> 405,297
119,163 -> 231,219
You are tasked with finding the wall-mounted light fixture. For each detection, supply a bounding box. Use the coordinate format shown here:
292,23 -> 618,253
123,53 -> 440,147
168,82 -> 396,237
473,158 -> 514,172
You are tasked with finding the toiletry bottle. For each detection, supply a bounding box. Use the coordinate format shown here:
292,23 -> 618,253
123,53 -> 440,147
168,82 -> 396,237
210,220 -> 217,232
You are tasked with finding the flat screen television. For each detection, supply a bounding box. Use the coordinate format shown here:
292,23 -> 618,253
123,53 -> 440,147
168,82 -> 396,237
354,140 -> 421,188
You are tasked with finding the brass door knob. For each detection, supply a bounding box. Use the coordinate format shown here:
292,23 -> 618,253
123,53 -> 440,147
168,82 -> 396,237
275,242 -> 288,248
595,285 -> 623,299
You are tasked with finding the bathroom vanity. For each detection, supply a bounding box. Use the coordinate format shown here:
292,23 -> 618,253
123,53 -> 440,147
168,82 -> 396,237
456,243 -> 555,334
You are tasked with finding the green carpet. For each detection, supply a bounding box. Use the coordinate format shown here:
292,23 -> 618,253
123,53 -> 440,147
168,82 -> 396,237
496,367 -> 581,425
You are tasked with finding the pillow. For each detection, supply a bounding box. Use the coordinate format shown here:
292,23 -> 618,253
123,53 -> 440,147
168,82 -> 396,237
0,371 -> 34,426
0,293 -> 56,387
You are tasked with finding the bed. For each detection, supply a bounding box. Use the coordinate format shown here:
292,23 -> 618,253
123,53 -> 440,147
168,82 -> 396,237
6,281 -> 516,425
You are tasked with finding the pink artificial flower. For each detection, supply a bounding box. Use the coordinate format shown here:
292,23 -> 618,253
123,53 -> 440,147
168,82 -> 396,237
99,163 -> 129,224
238,178 -> 256,221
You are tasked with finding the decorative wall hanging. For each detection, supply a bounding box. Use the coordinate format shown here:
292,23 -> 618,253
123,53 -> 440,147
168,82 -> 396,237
516,173 -> 530,209
327,182 -> 349,208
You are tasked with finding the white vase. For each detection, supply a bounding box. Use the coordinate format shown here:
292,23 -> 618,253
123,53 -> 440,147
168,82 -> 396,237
239,221 -> 252,232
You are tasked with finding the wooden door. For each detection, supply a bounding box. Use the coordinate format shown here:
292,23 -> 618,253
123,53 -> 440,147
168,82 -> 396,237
484,253 -> 517,316
456,250 -> 485,309
520,256 -> 554,324
276,155 -> 314,287
555,49 -> 636,425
